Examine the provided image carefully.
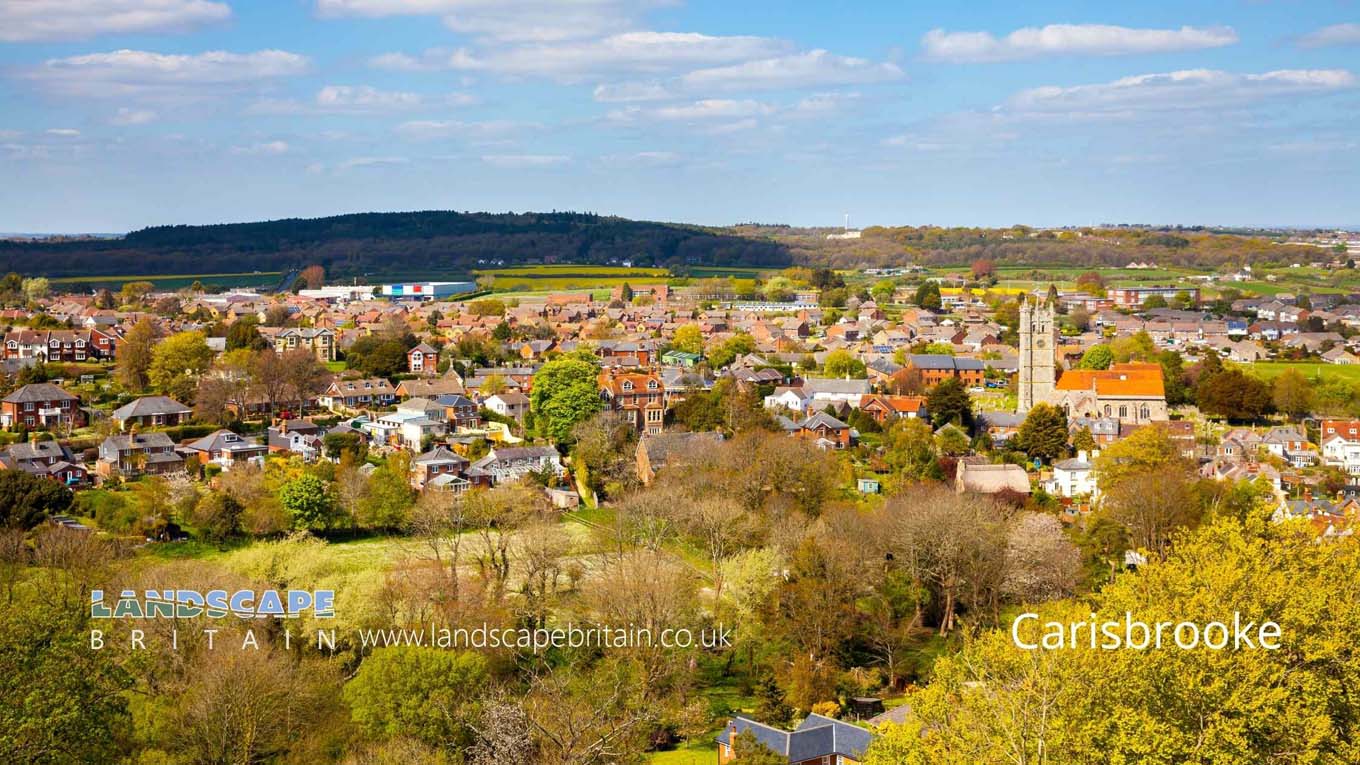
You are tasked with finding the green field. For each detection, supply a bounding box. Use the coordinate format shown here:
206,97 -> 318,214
1240,362 -> 1360,384
49,271 -> 284,290
477,265 -> 673,291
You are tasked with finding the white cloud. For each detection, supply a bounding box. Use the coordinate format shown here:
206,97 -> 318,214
1297,23 -> 1360,49
593,81 -> 673,103
481,154 -> 571,167
610,99 -> 774,123
791,92 -> 861,115
679,50 -> 902,91
231,140 -> 290,155
922,24 -> 1237,63
26,49 -> 311,100
376,32 -> 786,81
1007,69 -> 1356,117
110,107 -> 157,125
599,150 -> 680,166
318,85 -> 423,110
394,119 -> 535,140
318,0 -> 647,42
45,128 -> 81,137
338,156 -> 409,170
0,0 -> 230,43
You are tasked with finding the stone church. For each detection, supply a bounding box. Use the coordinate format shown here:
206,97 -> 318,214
1018,294 -> 1168,424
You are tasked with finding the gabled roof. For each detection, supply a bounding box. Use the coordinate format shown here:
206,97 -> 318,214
716,714 -> 874,760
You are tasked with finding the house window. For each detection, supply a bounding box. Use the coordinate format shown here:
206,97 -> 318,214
1119,405 -> 1128,419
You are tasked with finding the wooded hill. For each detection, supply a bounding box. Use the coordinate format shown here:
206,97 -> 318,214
0,211 -> 793,279
2,209 -> 1322,279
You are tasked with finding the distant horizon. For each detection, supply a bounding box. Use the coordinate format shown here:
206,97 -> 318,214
2,208 -> 1357,239
2,2 -> 1357,233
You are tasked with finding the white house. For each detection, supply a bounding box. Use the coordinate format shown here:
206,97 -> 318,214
1323,434 -> 1360,475
1047,450 -> 1099,499
763,386 -> 811,414
484,391 -> 530,422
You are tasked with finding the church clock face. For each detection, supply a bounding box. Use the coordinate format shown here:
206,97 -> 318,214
1036,338 -> 1045,348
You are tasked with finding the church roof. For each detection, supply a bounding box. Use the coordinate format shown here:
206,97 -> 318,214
1055,362 -> 1165,398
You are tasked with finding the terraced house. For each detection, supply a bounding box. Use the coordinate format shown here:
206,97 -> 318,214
3,328 -> 118,362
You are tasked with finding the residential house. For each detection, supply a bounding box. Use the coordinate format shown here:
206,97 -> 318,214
801,378 -> 871,407
395,377 -> 466,399
321,378 -> 398,411
1047,451 -> 1098,498
407,343 -> 438,376
468,446 -> 563,485
411,446 -> 470,490
0,438 -> 89,486
900,354 -> 986,387
97,431 -> 182,478
111,396 -> 192,430
273,327 -> 336,362
266,419 -> 323,461
484,391 -> 530,422
716,714 -> 874,765
2,328 -> 118,363
1,383 -> 85,430
797,411 -> 854,449
599,369 -> 666,434
185,430 -> 268,470
635,430 -> 724,484
858,394 -> 927,424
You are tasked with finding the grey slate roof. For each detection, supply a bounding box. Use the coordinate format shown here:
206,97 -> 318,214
3,383 -> 77,403
716,714 -> 874,760
111,396 -> 191,420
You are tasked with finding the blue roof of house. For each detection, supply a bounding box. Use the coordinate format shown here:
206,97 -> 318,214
716,714 -> 874,760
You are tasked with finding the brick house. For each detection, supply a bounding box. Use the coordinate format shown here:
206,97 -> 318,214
1,383 -> 85,430
3,328 -> 118,362
858,394 -> 928,424
407,343 -> 438,376
598,369 -> 666,434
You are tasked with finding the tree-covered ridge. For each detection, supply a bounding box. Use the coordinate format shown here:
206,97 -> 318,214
0,210 -> 793,278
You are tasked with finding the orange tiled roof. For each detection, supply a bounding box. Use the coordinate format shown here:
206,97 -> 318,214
1055,362 -> 1165,398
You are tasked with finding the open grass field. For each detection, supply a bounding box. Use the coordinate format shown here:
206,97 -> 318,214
1240,361 -> 1360,384
48,271 -> 283,290
477,265 -> 672,291
684,266 -> 776,278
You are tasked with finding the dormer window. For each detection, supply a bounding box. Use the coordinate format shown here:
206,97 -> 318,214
621,381 -> 633,391
647,380 -> 658,389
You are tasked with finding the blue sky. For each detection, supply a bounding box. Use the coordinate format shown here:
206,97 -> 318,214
1,0 -> 1358,232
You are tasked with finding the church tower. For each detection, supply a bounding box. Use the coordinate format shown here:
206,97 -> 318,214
1018,294 -> 1057,413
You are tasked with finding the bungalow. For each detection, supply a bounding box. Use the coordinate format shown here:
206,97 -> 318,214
321,378 -> 398,411
858,394 -> 927,424
716,714 -> 874,765
395,376 -> 466,399
468,446 -> 563,485
801,378 -> 871,406
111,396 -> 192,430
797,411 -> 854,449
